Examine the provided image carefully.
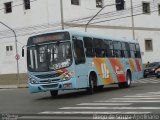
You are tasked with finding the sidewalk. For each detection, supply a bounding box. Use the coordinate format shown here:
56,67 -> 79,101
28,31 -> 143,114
0,73 -> 28,89
0,84 -> 28,89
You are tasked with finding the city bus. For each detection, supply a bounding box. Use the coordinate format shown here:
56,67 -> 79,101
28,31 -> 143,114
23,30 -> 143,97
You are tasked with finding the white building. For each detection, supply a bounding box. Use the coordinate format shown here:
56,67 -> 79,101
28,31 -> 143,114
0,0 -> 160,80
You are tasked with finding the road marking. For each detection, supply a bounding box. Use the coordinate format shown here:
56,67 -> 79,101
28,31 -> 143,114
112,98 -> 160,100
135,93 -> 160,96
149,92 -> 160,94
146,79 -> 160,82
133,81 -> 148,83
77,103 -> 132,106
140,79 -> 159,81
133,79 -> 160,83
59,107 -> 160,110
39,111 -> 151,115
95,100 -> 160,103
124,95 -> 160,98
140,81 -> 158,83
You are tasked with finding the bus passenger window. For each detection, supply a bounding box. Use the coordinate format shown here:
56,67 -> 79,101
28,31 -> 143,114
93,38 -> 105,58
121,42 -> 130,58
83,37 -> 95,57
126,42 -> 131,58
129,43 -> 136,58
103,40 -> 113,57
73,37 -> 86,65
113,41 -> 121,58
135,44 -> 141,58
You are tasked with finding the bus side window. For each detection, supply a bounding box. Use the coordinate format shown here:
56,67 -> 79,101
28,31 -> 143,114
113,41 -> 121,58
73,37 -> 86,65
93,38 -> 105,58
121,42 -> 125,58
104,40 -> 113,57
121,42 -> 130,58
135,44 -> 141,58
83,37 -> 95,57
129,43 -> 136,58
126,42 -> 131,58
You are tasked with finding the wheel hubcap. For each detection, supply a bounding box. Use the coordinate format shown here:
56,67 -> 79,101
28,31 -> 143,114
127,77 -> 131,85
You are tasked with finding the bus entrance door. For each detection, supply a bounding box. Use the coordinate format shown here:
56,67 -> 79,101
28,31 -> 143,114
73,37 -> 87,88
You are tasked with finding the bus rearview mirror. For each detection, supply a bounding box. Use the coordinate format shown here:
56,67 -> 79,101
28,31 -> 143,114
22,48 -> 24,57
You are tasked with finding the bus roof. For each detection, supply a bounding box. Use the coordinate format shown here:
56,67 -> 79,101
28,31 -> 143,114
28,29 -> 138,44
66,30 -> 138,43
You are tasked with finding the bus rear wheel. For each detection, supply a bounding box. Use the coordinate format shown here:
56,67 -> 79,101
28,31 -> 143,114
118,73 -> 131,88
50,90 -> 58,97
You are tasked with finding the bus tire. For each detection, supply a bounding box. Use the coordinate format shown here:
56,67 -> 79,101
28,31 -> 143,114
118,72 -> 131,88
50,90 -> 58,97
98,85 -> 104,89
87,75 -> 95,94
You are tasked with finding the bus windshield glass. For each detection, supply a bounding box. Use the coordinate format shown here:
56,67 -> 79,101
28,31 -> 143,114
27,41 -> 72,72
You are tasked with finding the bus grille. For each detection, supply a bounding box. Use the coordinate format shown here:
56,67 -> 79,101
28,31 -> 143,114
35,73 -> 61,79
40,79 -> 60,83
42,84 -> 58,89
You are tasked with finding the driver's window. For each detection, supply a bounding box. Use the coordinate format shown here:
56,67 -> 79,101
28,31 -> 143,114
72,36 -> 86,65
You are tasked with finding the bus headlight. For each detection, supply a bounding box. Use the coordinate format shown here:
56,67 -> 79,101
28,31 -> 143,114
61,71 -> 74,81
64,74 -> 71,80
29,77 -> 39,84
62,74 -> 71,81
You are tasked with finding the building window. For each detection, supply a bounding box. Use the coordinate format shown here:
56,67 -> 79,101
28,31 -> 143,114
6,46 -> 13,56
96,0 -> 103,8
71,0 -> 80,6
4,2 -> 12,13
142,2 -> 150,14
24,0 -> 30,10
115,0 -> 125,11
145,39 -> 153,51
158,4 -> 160,15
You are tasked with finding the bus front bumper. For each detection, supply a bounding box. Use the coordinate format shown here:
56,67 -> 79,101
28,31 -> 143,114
28,78 -> 77,93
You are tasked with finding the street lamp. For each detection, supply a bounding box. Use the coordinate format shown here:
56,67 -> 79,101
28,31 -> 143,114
85,3 -> 121,32
0,21 -> 20,87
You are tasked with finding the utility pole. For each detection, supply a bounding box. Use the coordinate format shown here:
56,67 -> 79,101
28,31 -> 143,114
60,0 -> 64,30
0,21 -> 20,87
130,0 -> 135,40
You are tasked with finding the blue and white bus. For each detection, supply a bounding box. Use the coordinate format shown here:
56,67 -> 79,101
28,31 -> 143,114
23,30 -> 143,97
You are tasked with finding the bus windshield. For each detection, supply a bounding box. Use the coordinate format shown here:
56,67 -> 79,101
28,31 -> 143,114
27,41 -> 72,72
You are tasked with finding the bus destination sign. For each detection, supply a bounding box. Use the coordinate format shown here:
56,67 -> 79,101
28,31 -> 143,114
32,32 -> 70,44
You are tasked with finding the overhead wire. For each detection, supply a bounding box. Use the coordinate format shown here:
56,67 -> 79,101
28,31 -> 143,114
64,1 -> 159,28
63,9 -> 159,29
66,3 -> 143,23
66,2 -> 156,24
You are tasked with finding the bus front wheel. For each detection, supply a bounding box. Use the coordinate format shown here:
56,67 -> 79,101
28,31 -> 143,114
50,90 -> 58,97
87,75 -> 95,94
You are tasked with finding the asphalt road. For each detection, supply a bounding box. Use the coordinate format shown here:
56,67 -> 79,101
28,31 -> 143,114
0,77 -> 160,120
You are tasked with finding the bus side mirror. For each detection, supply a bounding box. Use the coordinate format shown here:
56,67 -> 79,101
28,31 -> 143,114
22,48 -> 24,57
